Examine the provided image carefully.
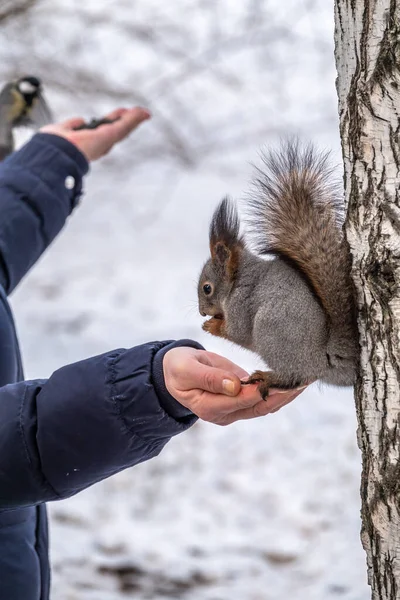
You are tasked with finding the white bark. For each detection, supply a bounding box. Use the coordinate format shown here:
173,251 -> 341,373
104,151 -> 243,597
334,1 -> 400,598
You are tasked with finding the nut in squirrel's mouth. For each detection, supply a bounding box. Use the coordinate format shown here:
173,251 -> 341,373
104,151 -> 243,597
200,308 -> 224,319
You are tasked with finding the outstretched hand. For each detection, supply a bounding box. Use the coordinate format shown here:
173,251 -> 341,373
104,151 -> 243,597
163,347 -> 306,426
40,107 -> 151,161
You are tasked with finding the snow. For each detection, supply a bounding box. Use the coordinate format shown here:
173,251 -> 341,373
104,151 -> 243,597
3,0 -> 370,598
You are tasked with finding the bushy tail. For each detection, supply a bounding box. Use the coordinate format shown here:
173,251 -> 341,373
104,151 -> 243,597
246,139 -> 355,337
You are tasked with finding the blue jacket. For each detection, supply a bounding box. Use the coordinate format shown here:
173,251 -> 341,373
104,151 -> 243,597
0,134 -> 200,600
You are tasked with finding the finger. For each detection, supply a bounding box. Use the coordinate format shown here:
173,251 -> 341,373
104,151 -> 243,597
265,388 -> 306,413
266,388 -> 303,404
184,360 -> 242,396
60,117 -> 86,130
266,394 -> 296,413
224,387 -> 305,422
187,384 -> 264,419
103,107 -> 151,142
270,385 -> 308,395
221,399 -> 272,424
196,351 -> 249,380
103,107 -> 129,120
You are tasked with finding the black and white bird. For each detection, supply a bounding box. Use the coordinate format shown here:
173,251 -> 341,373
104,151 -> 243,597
0,76 -> 52,160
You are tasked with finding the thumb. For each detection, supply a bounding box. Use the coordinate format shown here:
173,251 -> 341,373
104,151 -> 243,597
190,361 -> 241,396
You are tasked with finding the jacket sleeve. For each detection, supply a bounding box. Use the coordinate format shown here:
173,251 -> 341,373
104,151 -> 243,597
0,133 -> 89,294
0,340 -> 200,509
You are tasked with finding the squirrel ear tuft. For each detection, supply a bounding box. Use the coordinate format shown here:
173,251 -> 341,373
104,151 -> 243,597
209,198 -> 243,280
209,197 -> 243,250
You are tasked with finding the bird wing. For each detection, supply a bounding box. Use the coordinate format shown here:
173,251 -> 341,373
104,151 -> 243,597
0,83 -> 23,122
21,89 -> 53,128
0,83 -> 18,157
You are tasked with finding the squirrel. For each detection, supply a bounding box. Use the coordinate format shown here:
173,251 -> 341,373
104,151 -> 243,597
197,140 -> 358,399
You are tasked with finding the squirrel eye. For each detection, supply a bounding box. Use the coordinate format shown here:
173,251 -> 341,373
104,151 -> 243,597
203,283 -> 213,296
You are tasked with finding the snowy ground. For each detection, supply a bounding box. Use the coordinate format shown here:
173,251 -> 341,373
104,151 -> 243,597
3,1 -> 370,598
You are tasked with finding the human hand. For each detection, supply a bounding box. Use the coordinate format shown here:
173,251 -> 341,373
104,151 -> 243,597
163,347 -> 306,425
40,107 -> 151,161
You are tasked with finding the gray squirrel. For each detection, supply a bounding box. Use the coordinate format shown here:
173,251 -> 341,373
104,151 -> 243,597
197,141 -> 358,398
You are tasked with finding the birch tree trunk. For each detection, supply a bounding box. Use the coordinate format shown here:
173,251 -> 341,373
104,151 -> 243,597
334,2 -> 400,598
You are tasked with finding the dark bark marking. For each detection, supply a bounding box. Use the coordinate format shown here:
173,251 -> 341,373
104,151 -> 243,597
336,1 -> 400,598
370,0 -> 400,89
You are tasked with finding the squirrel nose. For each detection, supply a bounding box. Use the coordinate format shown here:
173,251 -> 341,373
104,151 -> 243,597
200,311 -> 206,317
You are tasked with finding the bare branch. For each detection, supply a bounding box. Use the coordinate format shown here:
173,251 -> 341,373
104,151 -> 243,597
0,0 -> 40,25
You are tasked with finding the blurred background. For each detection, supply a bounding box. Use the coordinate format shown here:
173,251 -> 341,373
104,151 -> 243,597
1,1 -> 369,599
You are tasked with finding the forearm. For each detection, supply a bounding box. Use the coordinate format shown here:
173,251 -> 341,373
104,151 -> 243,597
0,340 -> 200,509
0,133 -> 88,293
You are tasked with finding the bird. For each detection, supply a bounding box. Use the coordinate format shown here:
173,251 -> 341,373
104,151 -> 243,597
0,76 -> 52,160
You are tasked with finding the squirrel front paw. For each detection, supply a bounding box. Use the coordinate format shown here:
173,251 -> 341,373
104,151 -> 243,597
202,316 -> 227,338
242,370 -> 294,401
